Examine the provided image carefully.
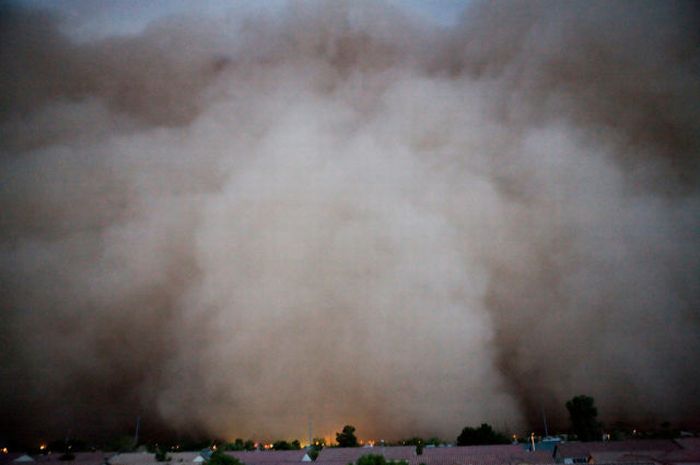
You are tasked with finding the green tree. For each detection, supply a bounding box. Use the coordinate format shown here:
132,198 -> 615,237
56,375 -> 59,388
155,446 -> 170,462
107,436 -> 136,453
273,441 -> 290,450
225,439 -> 244,451
354,455 -> 407,465
311,438 -> 326,451
208,451 -> 243,465
308,450 -> 319,462
244,440 -> 255,451
456,424 -> 509,446
566,395 -> 602,442
400,437 -> 423,446
400,438 -> 424,455
272,440 -> 301,450
336,425 -> 358,448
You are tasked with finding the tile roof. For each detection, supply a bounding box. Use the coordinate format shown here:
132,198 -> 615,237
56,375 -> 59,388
314,445 -> 554,465
0,454 -> 26,465
35,452 -> 110,465
316,446 -> 415,465
675,440 -> 700,452
418,445 -> 554,465
227,450 -> 308,465
110,452 -> 204,465
556,441 -> 680,459
109,453 -> 157,465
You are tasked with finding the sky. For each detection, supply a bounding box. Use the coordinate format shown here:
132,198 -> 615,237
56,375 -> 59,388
1,0 -> 699,448
15,0 -> 471,40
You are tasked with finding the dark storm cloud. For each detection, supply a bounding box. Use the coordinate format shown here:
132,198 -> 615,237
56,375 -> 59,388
1,0 -> 699,445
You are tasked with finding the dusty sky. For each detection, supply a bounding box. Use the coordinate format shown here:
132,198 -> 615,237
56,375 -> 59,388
1,0 -> 699,447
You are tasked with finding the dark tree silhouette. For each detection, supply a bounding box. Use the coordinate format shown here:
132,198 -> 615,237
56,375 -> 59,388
336,425 -> 359,447
208,451 -> 242,465
566,395 -> 602,441
456,424 -> 509,446
355,455 -> 407,465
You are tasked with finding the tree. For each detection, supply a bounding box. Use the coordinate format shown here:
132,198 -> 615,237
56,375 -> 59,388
336,425 -> 358,447
208,451 -> 243,465
354,455 -> 407,465
400,437 -> 424,455
273,441 -> 291,450
155,446 -> 170,462
225,439 -> 245,451
566,395 -> 602,442
456,424 -> 509,446
107,436 -> 136,453
272,440 -> 300,450
311,438 -> 326,451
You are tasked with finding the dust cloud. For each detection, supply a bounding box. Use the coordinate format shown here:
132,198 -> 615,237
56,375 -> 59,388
1,0 -> 699,444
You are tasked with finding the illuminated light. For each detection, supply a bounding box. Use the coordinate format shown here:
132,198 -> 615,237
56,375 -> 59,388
40,444 -> 47,451
2,448 -> 8,454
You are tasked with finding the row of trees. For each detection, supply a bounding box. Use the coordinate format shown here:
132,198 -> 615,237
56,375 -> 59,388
35,394 -> 653,458
334,395 -> 604,450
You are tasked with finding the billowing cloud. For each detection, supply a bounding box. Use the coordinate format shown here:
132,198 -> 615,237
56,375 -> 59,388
1,0 -> 699,445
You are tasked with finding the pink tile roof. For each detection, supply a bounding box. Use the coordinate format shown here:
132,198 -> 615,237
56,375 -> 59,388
623,448 -> 700,465
227,450 -> 308,465
110,452 -> 205,465
0,454 -> 26,465
109,453 -> 157,465
316,446 -> 415,464
675,440 -> 700,452
556,441 -> 680,459
315,445 -> 554,465
35,452 -> 109,465
418,445 -> 554,465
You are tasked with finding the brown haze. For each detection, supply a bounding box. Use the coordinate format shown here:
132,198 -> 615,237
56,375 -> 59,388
1,0 -> 699,445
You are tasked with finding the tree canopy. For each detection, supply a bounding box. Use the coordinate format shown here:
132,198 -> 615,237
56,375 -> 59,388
336,425 -> 359,448
207,451 -> 243,465
354,455 -> 408,465
155,446 -> 170,462
456,424 -> 510,446
566,395 -> 602,441
272,440 -> 301,450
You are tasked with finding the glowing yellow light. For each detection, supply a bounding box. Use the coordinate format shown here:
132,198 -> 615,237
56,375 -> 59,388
40,444 -> 47,451
2,448 -> 8,454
